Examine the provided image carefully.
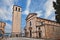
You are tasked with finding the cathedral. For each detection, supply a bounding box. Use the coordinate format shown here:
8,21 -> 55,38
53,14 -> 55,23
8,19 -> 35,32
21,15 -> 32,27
25,13 -> 60,39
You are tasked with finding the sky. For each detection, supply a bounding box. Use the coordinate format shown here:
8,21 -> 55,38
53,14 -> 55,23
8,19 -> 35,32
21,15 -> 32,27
0,0 -> 56,33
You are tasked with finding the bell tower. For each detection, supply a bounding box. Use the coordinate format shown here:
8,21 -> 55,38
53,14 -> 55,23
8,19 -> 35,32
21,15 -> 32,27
12,5 -> 22,37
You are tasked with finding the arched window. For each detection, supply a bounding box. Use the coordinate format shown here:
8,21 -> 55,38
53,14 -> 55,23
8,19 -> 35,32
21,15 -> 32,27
40,22 -> 44,26
30,21 -> 32,26
18,8 -> 20,12
16,7 -> 17,11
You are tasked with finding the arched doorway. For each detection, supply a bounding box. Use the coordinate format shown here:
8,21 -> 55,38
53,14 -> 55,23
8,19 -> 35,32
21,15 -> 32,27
0,30 -> 3,37
30,30 -> 32,37
29,27 -> 32,38
36,26 -> 41,38
39,32 -> 41,38
39,27 -> 41,38
16,34 -> 18,37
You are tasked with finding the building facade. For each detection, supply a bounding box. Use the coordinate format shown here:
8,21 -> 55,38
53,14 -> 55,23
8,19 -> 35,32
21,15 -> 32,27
0,22 -> 6,37
25,13 -> 60,39
12,5 -> 22,37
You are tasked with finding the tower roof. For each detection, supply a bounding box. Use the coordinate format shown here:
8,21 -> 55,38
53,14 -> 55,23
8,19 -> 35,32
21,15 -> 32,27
13,5 -> 22,8
26,13 -> 37,20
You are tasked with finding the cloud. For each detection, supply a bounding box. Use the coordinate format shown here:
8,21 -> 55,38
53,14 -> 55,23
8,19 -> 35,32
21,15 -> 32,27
44,0 -> 56,20
22,0 -> 46,17
51,16 -> 55,21
0,0 -> 19,21
0,0 -> 14,21
0,8 -> 12,21
22,0 -> 31,15
35,11 -> 42,17
0,0 -> 19,33
5,23 -> 12,33
53,0 -> 56,2
2,0 -> 13,6
47,11 -> 56,21
22,0 -> 56,20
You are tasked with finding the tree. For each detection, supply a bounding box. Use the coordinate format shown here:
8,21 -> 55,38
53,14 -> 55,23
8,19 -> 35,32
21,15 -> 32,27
53,0 -> 60,23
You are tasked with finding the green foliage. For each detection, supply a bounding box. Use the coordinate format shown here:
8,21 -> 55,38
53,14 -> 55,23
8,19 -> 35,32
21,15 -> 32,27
53,0 -> 60,23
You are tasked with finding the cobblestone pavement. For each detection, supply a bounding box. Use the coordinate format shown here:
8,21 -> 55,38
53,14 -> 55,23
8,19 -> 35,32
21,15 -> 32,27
2,37 -> 45,40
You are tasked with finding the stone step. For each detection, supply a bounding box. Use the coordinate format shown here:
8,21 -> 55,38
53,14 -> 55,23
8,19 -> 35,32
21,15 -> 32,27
2,37 -> 44,40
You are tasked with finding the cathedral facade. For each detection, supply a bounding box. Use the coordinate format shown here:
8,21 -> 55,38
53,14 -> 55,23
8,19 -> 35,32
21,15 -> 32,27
25,13 -> 60,39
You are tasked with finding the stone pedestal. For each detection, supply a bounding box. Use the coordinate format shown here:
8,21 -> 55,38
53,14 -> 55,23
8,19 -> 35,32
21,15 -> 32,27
12,32 -> 21,37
